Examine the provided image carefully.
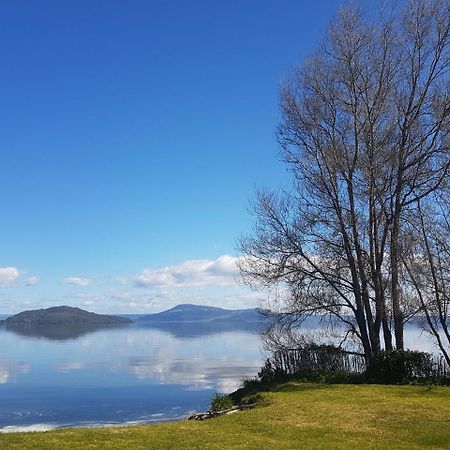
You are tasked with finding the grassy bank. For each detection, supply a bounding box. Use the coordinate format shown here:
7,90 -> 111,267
1,384 -> 449,449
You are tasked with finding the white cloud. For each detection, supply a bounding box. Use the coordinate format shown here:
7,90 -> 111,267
0,268 -> 39,288
0,256 -> 260,313
23,276 -> 40,287
0,267 -> 20,287
61,276 -> 92,286
133,255 -> 240,288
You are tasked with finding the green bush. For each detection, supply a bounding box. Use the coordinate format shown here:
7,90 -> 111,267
256,358 -> 362,385
323,370 -> 365,384
210,393 -> 234,412
239,392 -> 267,406
366,350 -> 434,384
258,359 -> 289,384
228,349 -> 449,404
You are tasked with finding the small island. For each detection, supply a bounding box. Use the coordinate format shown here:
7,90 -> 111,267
1,306 -> 132,326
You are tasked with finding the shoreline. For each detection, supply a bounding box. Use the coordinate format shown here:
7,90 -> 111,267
0,402 -> 253,434
0,384 -> 448,449
0,415 -> 185,434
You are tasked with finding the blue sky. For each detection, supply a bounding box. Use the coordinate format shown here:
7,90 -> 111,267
0,0 -> 350,313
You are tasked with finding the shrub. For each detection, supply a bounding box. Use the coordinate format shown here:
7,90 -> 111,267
228,347 -> 449,405
239,392 -> 267,407
229,378 -> 266,405
366,350 -> 434,384
210,393 -> 234,412
269,344 -> 366,376
255,347 -> 448,387
324,370 -> 365,384
258,359 -> 289,384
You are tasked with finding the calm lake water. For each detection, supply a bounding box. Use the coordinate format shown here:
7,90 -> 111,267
0,315 -> 440,432
0,318 -> 264,432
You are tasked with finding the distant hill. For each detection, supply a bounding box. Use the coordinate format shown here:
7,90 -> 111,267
1,306 -> 132,326
0,305 -> 263,339
137,304 -> 260,324
134,304 -> 264,337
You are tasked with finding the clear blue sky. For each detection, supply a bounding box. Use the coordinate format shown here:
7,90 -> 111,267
0,0 -> 351,313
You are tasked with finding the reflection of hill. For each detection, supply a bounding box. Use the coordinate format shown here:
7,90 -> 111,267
5,323 -> 130,341
135,319 -> 263,338
1,305 -> 266,339
135,304 -> 265,338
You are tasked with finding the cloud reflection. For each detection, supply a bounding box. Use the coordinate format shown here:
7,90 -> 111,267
127,354 -> 260,393
0,366 -> 10,384
57,362 -> 86,373
0,361 -> 32,384
76,327 -> 263,392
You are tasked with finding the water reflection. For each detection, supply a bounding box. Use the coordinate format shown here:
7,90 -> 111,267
0,319 -> 443,431
0,324 -> 264,429
2,319 -> 262,341
57,361 -> 87,372
4,323 -> 131,341
134,320 -> 262,338
128,354 -> 258,392
0,364 -> 10,384
0,361 -> 31,385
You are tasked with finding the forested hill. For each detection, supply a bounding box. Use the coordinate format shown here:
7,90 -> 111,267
0,306 -> 132,326
137,304 -> 260,323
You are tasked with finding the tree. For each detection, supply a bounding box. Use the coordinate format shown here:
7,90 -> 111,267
239,0 -> 450,363
403,195 -> 450,365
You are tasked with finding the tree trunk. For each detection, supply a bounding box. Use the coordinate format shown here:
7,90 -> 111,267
390,213 -> 404,350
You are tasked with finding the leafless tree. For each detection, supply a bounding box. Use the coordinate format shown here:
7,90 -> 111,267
403,196 -> 450,365
239,0 -> 450,363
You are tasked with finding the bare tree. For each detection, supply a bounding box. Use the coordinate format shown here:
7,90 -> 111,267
239,0 -> 450,363
403,196 -> 450,365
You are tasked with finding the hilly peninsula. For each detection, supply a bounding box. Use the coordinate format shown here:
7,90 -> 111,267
138,303 -> 260,323
135,304 -> 262,337
1,306 -> 132,326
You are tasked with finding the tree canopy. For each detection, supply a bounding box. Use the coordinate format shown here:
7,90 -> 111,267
239,0 -> 450,363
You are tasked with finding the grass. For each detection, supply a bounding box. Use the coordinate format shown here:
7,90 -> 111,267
1,383 -> 449,449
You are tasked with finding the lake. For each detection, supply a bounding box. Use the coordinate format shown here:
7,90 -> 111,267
0,315 -> 440,432
0,318 -> 265,432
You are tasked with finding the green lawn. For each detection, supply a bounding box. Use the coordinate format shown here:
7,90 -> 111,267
1,384 -> 449,449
